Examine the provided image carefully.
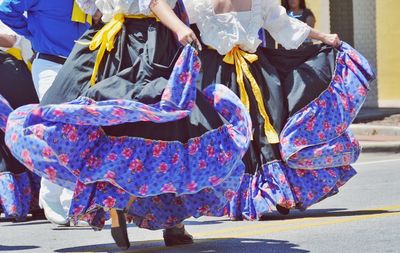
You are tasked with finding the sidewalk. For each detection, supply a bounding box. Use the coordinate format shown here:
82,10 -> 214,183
352,108 -> 400,153
354,107 -> 400,123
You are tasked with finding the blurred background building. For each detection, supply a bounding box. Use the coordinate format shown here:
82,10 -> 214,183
276,0 -> 400,108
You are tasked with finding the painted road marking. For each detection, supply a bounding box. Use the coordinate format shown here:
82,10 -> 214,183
119,204 -> 400,253
193,204 -> 400,238
355,158 -> 400,166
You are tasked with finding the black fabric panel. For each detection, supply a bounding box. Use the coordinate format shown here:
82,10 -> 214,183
103,90 -> 224,142
0,51 -> 38,108
0,131 -> 27,174
263,44 -> 336,116
197,47 -> 285,173
41,19 -> 224,144
42,19 -> 182,105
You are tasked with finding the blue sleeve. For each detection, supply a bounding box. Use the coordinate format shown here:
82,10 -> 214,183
0,0 -> 36,38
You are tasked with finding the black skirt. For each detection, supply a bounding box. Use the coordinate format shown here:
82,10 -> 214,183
42,19 -> 224,142
197,43 -> 335,174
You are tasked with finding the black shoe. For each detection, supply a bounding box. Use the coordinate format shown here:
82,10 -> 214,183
276,205 -> 290,215
31,209 -> 46,220
163,226 -> 194,247
111,210 -> 130,250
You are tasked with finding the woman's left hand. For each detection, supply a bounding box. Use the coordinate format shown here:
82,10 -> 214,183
93,10 -> 103,24
321,33 -> 341,48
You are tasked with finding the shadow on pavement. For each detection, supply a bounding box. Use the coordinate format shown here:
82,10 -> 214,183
52,226 -> 94,231
0,214 -> 47,223
0,245 -> 40,251
260,208 -> 398,221
2,220 -> 51,227
55,238 -> 309,253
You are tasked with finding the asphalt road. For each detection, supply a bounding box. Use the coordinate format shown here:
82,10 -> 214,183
1,152 -> 399,253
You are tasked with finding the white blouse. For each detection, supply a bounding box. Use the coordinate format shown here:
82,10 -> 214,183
76,0 -> 177,22
0,21 -> 33,63
183,0 -> 311,54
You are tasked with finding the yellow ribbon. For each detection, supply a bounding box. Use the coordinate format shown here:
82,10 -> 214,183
6,47 -> 32,71
223,47 -> 279,144
71,0 -> 92,25
81,14 -> 159,85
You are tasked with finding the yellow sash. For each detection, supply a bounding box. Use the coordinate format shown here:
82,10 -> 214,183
71,0 -> 92,25
6,47 -> 32,71
223,47 -> 279,144
80,14 -> 159,85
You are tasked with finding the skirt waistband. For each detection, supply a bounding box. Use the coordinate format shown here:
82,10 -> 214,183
82,14 -> 160,85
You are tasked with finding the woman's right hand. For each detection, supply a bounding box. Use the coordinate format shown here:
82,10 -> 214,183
176,26 -> 202,51
321,33 -> 341,48
149,0 -> 202,50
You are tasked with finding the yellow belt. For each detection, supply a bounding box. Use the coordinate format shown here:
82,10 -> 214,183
223,47 -> 279,144
6,47 -> 32,71
81,14 -> 159,85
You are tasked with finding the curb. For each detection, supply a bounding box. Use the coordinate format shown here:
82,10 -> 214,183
350,125 -> 400,153
355,108 -> 400,123
350,124 -> 400,136
360,141 -> 400,153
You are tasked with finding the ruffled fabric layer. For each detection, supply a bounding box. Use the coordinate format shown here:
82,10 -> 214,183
0,171 -> 40,220
280,42 -> 375,167
227,162 -> 356,220
0,96 -> 40,220
227,42 -> 375,220
5,46 -> 252,229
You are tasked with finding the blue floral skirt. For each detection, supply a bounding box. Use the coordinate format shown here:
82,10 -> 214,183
0,170 -> 41,220
0,51 -> 41,220
4,42 -> 251,230
197,41 -> 375,220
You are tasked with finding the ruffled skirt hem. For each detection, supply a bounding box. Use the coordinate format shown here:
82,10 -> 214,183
0,171 -> 40,220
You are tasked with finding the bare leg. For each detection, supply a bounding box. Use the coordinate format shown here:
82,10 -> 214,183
125,196 -> 136,212
110,209 -> 120,228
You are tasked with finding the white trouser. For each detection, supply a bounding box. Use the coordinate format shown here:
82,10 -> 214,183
32,58 -> 74,225
32,58 -> 62,100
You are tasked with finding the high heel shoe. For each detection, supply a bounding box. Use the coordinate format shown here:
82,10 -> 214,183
276,205 -> 290,215
163,225 -> 194,247
111,210 -> 130,250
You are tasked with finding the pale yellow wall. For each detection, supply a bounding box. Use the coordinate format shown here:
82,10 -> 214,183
306,0 -> 330,33
376,0 -> 400,106
306,0 -> 321,29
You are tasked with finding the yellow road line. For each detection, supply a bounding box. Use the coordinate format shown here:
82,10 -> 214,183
85,205 -> 400,253
199,210 -> 400,240
355,158 -> 400,166
194,204 -> 400,237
